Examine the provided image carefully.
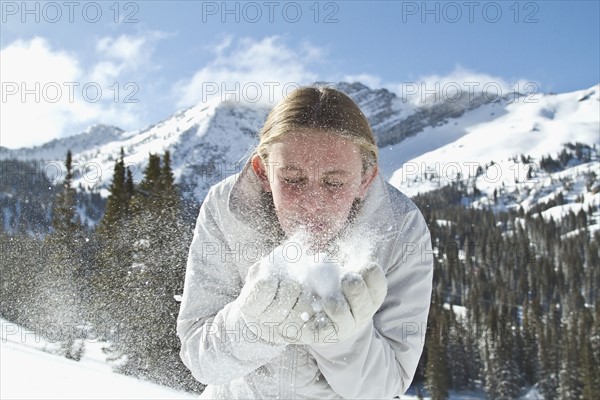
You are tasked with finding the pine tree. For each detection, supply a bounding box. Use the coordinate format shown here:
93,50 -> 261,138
113,151 -> 200,390
446,312 -> 473,390
579,307 -> 599,400
557,316 -> 583,399
480,305 -> 508,399
538,310 -> 559,399
91,148 -> 134,352
126,166 -> 135,199
42,150 -> 87,360
51,151 -> 78,234
98,148 -> 130,232
424,304 -> 450,400
521,303 -> 538,386
494,310 -> 523,399
160,150 -> 175,189
0,232 -> 43,329
138,153 -> 161,194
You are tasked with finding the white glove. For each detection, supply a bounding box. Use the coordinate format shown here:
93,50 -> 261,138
235,245 -> 320,344
316,262 -> 388,345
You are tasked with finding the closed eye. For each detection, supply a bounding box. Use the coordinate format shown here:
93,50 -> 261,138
283,177 -> 307,185
324,180 -> 344,188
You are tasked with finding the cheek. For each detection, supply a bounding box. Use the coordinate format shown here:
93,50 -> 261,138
269,187 -> 303,233
330,192 -> 357,214
270,185 -> 298,213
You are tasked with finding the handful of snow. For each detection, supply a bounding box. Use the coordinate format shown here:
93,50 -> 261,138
287,251 -> 343,322
287,251 -> 342,298
258,229 -> 377,323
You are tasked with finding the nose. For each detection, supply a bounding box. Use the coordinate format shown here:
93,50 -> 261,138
302,183 -> 328,209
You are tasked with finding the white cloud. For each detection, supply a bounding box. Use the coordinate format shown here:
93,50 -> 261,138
1,37 -> 88,148
1,37 -> 82,84
341,66 -> 533,107
1,33 -> 166,149
388,66 -> 533,105
91,32 -> 165,87
340,66 -> 533,106
96,35 -> 147,61
90,61 -> 124,88
343,73 -> 383,89
174,36 -> 321,107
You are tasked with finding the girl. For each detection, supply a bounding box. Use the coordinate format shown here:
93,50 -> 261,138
177,86 -> 433,398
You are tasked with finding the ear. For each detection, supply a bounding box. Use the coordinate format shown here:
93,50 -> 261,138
357,164 -> 379,199
251,154 -> 272,193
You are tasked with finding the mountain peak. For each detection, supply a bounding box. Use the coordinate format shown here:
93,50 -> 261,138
84,124 -> 124,136
0,124 -> 125,161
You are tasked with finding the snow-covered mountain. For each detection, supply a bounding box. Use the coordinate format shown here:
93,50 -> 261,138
384,84 -> 598,183
1,82 -> 598,231
384,84 -> 599,235
0,125 -> 126,161
1,97 -> 268,204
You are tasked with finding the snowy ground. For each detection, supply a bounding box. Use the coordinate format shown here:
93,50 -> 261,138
1,319 -> 196,399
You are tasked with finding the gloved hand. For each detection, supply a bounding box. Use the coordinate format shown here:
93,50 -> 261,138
315,262 -> 388,345
235,244 -> 319,345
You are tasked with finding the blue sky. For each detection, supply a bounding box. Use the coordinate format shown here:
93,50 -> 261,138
1,0 -> 599,148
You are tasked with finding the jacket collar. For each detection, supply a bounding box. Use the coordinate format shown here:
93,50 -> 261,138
227,153 -> 286,242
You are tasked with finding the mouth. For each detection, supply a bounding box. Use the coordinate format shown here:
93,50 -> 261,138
298,219 -> 327,231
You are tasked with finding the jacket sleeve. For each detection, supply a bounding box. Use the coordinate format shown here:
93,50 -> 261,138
308,207 -> 433,398
176,187 -> 286,385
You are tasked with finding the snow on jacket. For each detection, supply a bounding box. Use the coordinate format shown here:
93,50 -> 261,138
177,156 -> 434,399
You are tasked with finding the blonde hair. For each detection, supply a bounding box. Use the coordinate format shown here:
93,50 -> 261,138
256,86 -> 378,173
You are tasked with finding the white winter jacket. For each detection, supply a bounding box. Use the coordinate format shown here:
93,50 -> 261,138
177,156 -> 433,399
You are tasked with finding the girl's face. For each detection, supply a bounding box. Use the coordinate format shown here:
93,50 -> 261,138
252,130 -> 378,245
